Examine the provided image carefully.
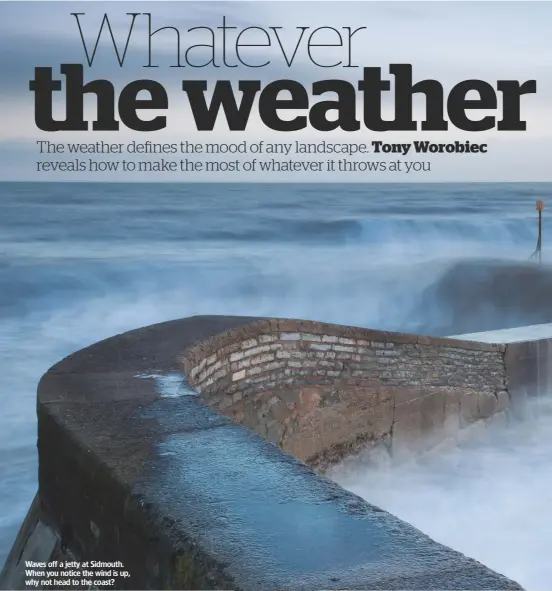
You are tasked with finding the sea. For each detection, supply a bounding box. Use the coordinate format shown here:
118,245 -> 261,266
1,182 -> 551,589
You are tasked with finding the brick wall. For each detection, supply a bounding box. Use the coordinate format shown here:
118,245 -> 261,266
181,319 -> 508,470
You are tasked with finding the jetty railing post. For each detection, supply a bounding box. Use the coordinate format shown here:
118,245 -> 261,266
536,200 -> 544,264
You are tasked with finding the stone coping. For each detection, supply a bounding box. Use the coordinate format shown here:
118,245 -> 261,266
452,322 -> 552,344
20,316 -> 522,589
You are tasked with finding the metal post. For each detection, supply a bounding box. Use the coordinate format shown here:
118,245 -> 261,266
536,200 -> 544,264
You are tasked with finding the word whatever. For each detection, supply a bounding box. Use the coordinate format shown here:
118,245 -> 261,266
29,64 -> 536,132
72,13 -> 367,69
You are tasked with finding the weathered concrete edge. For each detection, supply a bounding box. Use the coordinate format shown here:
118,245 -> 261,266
505,337 -> 552,404
1,315 -> 521,591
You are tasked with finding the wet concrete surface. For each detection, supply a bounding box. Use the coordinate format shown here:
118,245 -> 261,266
136,407 -> 522,589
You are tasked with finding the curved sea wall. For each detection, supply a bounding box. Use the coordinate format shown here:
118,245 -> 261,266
0,316 -> 525,590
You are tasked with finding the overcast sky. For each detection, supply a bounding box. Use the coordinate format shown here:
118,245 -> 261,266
0,1 -> 551,181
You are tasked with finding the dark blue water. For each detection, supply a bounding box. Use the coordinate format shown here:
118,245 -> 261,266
1,182 -> 551,581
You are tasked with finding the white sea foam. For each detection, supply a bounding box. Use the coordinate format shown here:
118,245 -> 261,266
331,399 -> 552,591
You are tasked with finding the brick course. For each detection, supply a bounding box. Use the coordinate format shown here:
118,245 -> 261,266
180,319 -> 508,470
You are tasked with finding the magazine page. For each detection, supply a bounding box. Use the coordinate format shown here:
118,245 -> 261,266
0,1 -> 550,590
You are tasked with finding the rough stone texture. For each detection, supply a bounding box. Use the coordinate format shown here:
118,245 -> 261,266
0,316 -> 525,591
505,338 -> 552,410
181,319 -> 508,468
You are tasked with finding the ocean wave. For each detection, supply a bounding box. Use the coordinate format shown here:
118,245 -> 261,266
0,211 -> 544,249
416,258 -> 552,335
292,216 -> 540,246
197,216 -> 541,246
